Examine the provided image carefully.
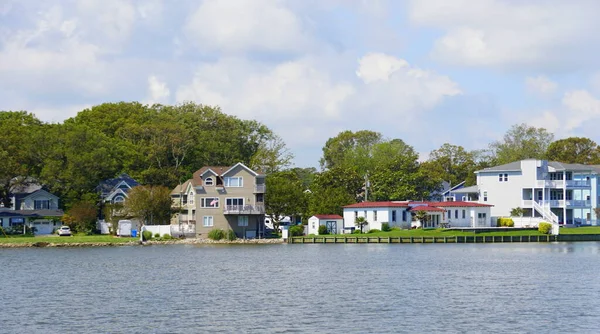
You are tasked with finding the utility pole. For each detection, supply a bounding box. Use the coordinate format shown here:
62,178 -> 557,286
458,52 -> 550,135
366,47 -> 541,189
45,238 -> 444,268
364,173 -> 369,202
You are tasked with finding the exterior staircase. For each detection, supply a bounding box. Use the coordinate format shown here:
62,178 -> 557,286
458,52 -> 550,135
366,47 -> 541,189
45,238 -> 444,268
532,201 -> 560,235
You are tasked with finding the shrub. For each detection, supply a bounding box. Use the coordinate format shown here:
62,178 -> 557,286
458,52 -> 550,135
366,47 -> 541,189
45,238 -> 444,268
289,225 -> 304,237
142,230 -> 153,241
208,229 -> 226,240
352,229 -> 362,234
318,225 -> 328,235
154,233 -> 161,238
227,229 -> 237,241
381,223 -> 391,232
538,222 -> 552,234
162,234 -> 173,240
497,217 -> 514,227
367,229 -> 381,234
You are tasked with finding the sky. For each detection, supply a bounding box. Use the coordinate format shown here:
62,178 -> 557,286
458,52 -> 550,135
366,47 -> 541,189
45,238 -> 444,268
2,0 -> 600,169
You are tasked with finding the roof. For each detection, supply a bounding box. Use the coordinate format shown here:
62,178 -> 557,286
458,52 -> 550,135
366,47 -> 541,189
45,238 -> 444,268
476,159 -> 600,174
408,206 -> 446,212
170,179 -> 193,195
344,200 -> 492,209
312,214 -> 343,220
0,209 -> 64,217
451,185 -> 479,193
96,173 -> 139,195
191,164 -> 263,187
343,201 -> 410,208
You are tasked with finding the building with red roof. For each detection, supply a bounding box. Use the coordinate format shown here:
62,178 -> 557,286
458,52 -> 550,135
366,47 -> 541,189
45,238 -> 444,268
341,200 -> 493,231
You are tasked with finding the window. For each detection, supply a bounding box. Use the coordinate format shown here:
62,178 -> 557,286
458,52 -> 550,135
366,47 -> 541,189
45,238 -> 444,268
373,210 -> 377,221
9,217 -> 24,226
201,197 -> 219,208
224,177 -> 243,187
402,211 -> 407,222
364,211 -> 367,218
483,191 -> 488,202
203,216 -> 213,227
447,210 -> 451,220
238,216 -> 248,227
462,210 -> 466,219
478,213 -> 486,219
392,210 -> 397,222
455,210 -> 458,219
34,200 -> 50,210
204,177 -> 214,186
504,174 -> 508,182
226,198 -> 244,207
354,211 -> 358,218
113,196 -> 124,203
499,174 -> 503,182
188,191 -> 195,205
0,218 -> 3,227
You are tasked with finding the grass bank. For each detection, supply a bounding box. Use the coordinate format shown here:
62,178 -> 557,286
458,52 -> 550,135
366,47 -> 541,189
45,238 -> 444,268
0,235 -> 138,245
298,226 -> 600,239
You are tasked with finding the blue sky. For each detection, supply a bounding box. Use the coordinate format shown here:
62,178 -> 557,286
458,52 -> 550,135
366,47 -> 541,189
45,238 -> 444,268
2,0 -> 600,169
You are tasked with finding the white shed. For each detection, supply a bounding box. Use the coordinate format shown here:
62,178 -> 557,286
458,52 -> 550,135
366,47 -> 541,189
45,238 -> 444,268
307,215 -> 344,235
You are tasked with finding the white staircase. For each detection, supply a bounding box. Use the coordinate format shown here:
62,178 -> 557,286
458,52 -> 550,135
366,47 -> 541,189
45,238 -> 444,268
532,201 -> 560,235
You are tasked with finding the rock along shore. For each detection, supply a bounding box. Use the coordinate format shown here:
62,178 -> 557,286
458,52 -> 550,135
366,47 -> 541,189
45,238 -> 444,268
0,238 -> 285,248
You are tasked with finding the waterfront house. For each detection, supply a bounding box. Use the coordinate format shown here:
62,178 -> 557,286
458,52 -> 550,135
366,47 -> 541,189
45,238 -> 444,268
96,173 -> 140,204
474,159 -> 600,227
171,163 -> 266,238
307,214 -> 344,235
342,201 -> 493,232
0,183 -> 63,234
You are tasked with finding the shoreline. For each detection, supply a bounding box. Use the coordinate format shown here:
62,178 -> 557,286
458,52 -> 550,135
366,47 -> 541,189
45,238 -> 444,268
0,238 -> 285,248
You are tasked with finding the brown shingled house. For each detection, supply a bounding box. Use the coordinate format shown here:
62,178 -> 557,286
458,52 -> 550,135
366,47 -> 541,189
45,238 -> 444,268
171,162 -> 266,238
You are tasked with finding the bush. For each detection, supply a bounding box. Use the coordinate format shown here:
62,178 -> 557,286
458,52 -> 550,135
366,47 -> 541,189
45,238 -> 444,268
227,229 -> 237,241
381,223 -> 391,232
497,217 -> 514,227
154,232 -> 161,238
538,222 -> 552,234
289,225 -> 304,236
353,229 -> 362,234
367,229 -> 381,233
208,229 -> 226,240
142,230 -> 153,241
162,234 -> 173,240
318,225 -> 328,235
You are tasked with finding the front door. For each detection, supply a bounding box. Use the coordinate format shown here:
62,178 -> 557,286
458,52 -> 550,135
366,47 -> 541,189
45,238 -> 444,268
326,221 -> 337,234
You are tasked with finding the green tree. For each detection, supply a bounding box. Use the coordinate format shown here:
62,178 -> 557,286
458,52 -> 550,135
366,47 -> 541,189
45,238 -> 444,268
413,210 -> 428,228
265,171 -> 308,231
424,143 -> 477,186
510,207 -> 524,217
287,167 -> 317,190
354,216 -> 368,233
67,201 -> 99,233
320,130 -> 382,172
489,123 -> 554,165
545,137 -> 600,164
0,111 -> 43,207
124,185 -> 173,225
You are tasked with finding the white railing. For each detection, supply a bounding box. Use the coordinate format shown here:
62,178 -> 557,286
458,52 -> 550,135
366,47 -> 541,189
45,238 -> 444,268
535,180 -> 564,188
224,205 -> 265,215
532,201 -> 559,234
566,180 -> 591,187
565,200 -> 591,207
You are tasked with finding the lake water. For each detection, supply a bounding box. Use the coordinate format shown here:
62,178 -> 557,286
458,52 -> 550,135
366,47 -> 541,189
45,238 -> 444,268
1,243 -> 600,333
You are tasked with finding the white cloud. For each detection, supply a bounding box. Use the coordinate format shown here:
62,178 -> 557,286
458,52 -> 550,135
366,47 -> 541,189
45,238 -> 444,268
562,90 -> 600,131
525,76 -> 558,96
409,0 -> 600,70
184,0 -> 312,54
356,53 -> 409,83
147,75 -> 171,104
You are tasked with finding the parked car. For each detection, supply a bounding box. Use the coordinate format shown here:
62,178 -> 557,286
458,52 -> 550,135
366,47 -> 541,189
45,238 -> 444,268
57,226 -> 71,236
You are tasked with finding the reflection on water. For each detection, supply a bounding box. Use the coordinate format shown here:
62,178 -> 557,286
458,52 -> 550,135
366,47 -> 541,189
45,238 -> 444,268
1,243 -> 599,333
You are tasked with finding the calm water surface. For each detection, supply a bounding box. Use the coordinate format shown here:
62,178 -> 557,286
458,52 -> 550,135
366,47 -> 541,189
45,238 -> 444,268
1,243 -> 600,333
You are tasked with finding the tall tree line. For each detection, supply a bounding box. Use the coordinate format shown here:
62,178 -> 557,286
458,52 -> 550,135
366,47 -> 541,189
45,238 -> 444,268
0,102 -> 292,209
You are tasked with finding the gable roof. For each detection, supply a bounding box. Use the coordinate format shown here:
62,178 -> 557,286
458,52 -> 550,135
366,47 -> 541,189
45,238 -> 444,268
408,206 -> 446,212
343,201 -> 410,208
312,214 -> 343,220
344,200 -> 492,209
476,160 -> 600,174
222,162 -> 259,177
22,189 -> 58,201
442,181 -> 466,196
97,173 -> 139,195
476,161 -> 522,173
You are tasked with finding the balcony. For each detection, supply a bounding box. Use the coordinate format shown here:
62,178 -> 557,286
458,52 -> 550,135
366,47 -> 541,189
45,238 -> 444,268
565,200 -> 591,207
566,180 -> 590,188
254,184 -> 266,193
223,204 -> 265,215
535,180 -> 564,188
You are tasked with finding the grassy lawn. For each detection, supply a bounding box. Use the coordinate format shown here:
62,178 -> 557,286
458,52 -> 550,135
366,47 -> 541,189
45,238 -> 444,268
559,226 -> 600,234
298,228 -> 546,238
0,234 -> 138,244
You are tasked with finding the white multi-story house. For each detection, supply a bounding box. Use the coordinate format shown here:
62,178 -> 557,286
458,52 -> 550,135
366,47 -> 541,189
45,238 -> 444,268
473,159 -> 599,226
